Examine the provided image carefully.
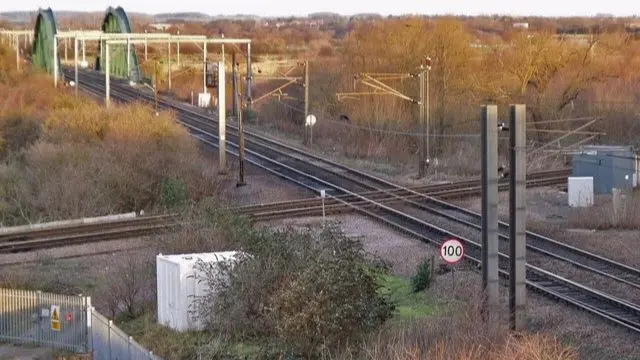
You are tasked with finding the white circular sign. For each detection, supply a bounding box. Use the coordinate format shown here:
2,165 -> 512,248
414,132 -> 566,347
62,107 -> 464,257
440,239 -> 464,264
305,114 -> 317,127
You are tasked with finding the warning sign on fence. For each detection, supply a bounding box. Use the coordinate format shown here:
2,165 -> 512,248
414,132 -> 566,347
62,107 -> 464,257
50,305 -> 60,331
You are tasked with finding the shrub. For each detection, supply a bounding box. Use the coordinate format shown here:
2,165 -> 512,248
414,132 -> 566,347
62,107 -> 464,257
317,45 -> 334,57
94,253 -> 156,320
161,178 -> 189,207
411,258 -> 433,293
0,114 -> 42,159
192,224 -> 395,357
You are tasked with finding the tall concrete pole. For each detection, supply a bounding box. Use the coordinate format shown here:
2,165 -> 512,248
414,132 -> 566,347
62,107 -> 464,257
426,68 -> 430,166
509,104 -> 527,331
418,65 -> 426,178
481,104 -> 499,316
304,60 -> 310,145
126,36 -> 131,79
232,51 -> 237,117
167,40 -> 172,92
177,38 -> 180,67
203,41 -> 207,94
105,43 -> 110,108
144,39 -> 148,61
15,35 -> 19,72
74,37 -> 78,97
53,37 -> 58,87
246,42 -> 252,113
237,83 -> 246,187
64,36 -> 68,62
218,60 -> 226,172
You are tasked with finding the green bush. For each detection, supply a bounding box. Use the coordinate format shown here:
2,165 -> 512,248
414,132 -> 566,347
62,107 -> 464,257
161,177 -> 189,207
411,258 -> 433,293
191,224 -> 395,357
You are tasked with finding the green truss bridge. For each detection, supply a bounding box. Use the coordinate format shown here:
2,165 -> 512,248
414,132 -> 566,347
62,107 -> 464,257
31,6 -> 142,82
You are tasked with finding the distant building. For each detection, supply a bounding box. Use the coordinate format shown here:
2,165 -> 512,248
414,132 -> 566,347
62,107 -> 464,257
513,22 -> 529,29
148,23 -> 172,30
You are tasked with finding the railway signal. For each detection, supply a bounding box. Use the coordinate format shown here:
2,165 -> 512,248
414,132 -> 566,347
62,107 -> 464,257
206,61 -> 218,88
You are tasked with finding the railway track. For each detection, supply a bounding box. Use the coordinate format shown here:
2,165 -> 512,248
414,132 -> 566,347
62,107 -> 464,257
0,215 -> 178,253
0,174 -> 562,254
236,172 -> 566,221
65,68 -> 640,334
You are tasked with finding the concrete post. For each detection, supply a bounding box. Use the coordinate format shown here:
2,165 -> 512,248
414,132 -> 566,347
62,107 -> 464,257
237,92 -> 246,187
232,51 -> 237,117
426,69 -> 430,167
418,65 -> 426,177
82,38 -> 86,63
481,105 -> 499,315
15,35 -> 19,72
167,41 -> 172,91
177,39 -> 180,67
126,36 -> 131,79
105,43 -> 110,108
74,37 -> 78,97
144,39 -> 148,61
509,104 -> 527,331
304,60 -> 310,145
53,37 -> 58,87
203,41 -> 207,94
218,60 -> 226,172
246,42 -> 252,113
64,36 -> 68,62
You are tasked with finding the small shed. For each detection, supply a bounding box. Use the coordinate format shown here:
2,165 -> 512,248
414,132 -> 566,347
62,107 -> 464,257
571,145 -> 638,194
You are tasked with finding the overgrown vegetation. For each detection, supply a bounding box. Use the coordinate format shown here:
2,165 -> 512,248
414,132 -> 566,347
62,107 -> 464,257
411,258 -> 434,293
568,190 -> 640,230
191,224 -> 395,357
0,43 -> 217,226
129,16 -> 640,176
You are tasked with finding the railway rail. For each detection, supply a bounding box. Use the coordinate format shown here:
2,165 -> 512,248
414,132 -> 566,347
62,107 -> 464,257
0,215 -> 178,253
237,172 -> 566,221
63,68 -> 640,334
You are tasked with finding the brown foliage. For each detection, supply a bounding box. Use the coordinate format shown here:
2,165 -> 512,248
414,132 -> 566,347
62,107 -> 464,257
568,191 -> 640,230
0,42 -> 217,225
346,295 -> 577,360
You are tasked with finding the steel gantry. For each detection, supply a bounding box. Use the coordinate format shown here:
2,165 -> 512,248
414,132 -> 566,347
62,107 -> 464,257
99,36 -> 252,108
9,7 -> 254,108
0,29 -> 34,72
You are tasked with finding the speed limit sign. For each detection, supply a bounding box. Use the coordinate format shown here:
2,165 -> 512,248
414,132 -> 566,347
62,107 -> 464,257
440,239 -> 464,264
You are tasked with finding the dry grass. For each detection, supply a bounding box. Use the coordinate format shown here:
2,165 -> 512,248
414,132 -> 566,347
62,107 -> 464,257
568,191 -> 640,230
0,43 -> 218,225
341,292 -> 577,360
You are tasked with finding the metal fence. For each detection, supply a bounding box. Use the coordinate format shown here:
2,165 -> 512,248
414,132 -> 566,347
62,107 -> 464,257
89,308 -> 159,360
0,288 -> 160,360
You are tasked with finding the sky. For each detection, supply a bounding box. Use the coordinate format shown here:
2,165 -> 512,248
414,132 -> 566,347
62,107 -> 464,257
2,0 -> 639,17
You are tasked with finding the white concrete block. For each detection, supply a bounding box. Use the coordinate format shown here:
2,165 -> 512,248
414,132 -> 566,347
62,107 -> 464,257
568,177 -> 594,208
198,93 -> 211,108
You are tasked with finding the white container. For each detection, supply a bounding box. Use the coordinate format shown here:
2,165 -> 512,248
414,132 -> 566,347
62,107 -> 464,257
198,93 -> 211,108
568,176 -> 594,207
156,251 -> 243,332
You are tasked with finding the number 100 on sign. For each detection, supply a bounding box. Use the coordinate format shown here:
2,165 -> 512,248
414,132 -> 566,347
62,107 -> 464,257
440,239 -> 464,264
